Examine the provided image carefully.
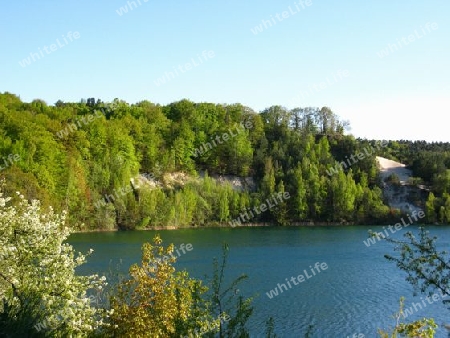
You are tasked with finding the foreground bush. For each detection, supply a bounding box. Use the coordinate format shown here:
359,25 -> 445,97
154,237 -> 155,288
0,189 -> 107,337
378,297 -> 437,338
107,235 -> 215,337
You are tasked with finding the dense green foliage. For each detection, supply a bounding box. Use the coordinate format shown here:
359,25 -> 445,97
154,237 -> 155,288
1,92 -> 449,230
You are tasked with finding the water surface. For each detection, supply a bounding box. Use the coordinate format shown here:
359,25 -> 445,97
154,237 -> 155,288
69,226 -> 450,337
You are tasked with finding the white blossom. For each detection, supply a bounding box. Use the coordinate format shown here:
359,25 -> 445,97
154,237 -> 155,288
0,189 -> 108,335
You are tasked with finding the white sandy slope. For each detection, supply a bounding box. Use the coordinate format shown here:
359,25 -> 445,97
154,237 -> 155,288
376,156 -> 412,183
376,156 -> 422,214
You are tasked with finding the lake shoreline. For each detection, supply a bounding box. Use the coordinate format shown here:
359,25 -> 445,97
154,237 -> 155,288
71,221 -> 382,233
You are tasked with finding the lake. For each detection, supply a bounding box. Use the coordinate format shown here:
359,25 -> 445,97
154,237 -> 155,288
69,226 -> 450,337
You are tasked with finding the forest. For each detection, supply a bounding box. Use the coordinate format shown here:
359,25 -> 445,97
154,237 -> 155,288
1,91 -> 449,231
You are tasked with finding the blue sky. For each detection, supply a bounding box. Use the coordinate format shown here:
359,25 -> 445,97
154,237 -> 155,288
1,0 -> 449,141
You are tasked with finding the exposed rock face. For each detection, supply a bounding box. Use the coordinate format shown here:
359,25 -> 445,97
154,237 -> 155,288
131,173 -> 161,189
212,175 -> 256,192
131,171 -> 255,192
197,171 -> 255,192
376,156 -> 427,214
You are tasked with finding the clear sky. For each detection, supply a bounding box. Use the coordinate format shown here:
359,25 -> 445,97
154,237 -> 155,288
1,0 -> 449,141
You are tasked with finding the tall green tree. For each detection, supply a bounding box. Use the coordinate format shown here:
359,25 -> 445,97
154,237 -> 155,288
425,192 -> 437,223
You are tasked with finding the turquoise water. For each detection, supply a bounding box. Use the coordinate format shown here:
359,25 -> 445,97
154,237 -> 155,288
69,226 -> 450,337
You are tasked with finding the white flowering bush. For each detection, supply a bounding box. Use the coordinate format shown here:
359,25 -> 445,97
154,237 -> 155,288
0,189 -> 107,336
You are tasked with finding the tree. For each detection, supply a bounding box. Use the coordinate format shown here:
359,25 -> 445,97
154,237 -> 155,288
384,227 -> 450,301
273,180 -> 288,225
305,162 -> 326,219
291,165 -> 307,220
376,227 -> 450,337
443,193 -> 450,223
0,188 -> 106,336
378,297 -> 437,338
226,125 -> 253,176
108,235 -> 213,337
261,157 -> 275,198
327,169 -> 357,222
425,193 -> 436,223
86,98 -> 95,107
218,188 -> 230,223
207,244 -> 253,338
107,238 -> 255,338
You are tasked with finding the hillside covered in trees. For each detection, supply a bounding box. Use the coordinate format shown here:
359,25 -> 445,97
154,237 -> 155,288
0,92 -> 449,230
